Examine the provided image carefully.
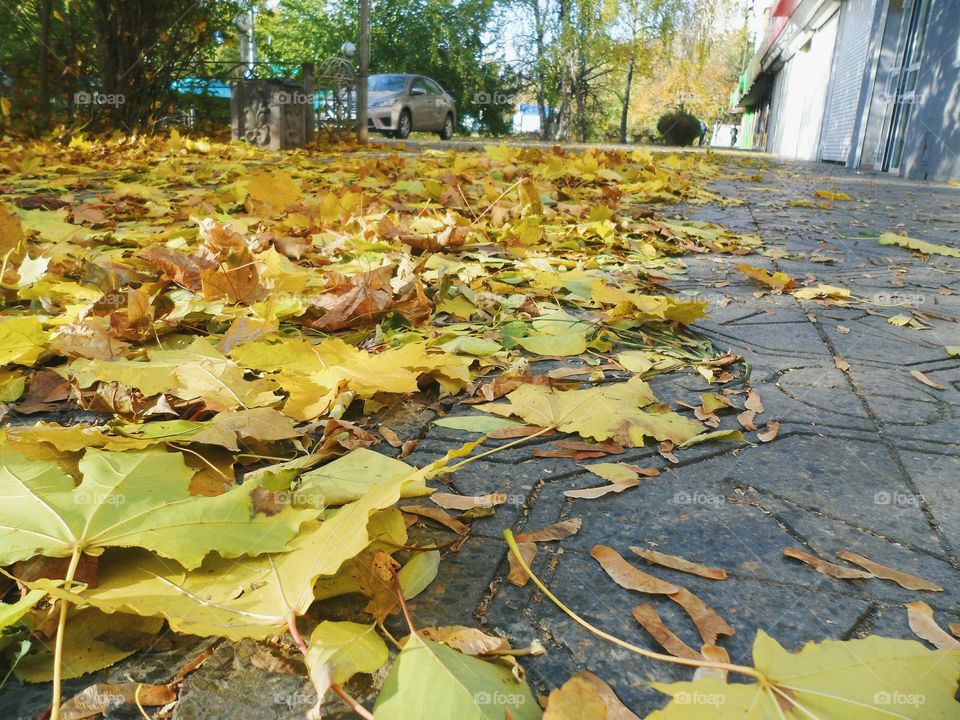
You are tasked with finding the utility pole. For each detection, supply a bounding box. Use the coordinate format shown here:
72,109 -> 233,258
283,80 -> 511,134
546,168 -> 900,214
357,0 -> 370,143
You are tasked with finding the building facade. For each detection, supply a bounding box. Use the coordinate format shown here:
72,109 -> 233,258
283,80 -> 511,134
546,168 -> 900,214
734,0 -> 960,182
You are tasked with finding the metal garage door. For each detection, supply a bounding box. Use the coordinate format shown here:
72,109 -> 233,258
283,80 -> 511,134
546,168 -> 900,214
820,0 -> 877,162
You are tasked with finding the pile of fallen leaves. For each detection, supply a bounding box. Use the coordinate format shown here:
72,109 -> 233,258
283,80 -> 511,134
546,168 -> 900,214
0,132 -> 956,720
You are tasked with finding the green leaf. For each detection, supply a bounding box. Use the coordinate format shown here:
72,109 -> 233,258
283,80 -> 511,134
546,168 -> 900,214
0,316 -> 49,367
305,621 -> 388,704
0,445 -> 314,569
515,332 -> 588,357
297,448 -> 431,506
440,336 -> 503,356
648,631 -> 960,719
15,608 -> 163,682
0,588 -> 46,652
398,550 -> 441,599
433,415 -> 526,433
677,429 -> 746,448
477,382 -> 704,446
38,473 -> 423,639
373,634 -> 542,720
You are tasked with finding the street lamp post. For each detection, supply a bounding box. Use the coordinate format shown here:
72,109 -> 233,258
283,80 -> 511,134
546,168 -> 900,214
357,0 -> 369,143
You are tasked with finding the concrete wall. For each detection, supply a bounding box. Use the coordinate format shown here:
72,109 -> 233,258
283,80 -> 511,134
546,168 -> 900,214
901,0 -> 960,180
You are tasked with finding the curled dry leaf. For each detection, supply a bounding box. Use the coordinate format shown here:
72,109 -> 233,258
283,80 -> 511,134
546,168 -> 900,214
516,518 -> 582,543
836,550 -> 943,591
632,604 -> 703,660
756,420 -> 780,442
783,548 -> 874,580
834,355 -> 850,371
629,547 -> 727,580
737,409 -> 757,430
590,545 -> 679,595
906,601 -> 960,650
430,492 -> 507,510
402,506 -> 470,536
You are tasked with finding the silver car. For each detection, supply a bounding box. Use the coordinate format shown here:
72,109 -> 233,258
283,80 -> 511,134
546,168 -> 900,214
367,74 -> 456,140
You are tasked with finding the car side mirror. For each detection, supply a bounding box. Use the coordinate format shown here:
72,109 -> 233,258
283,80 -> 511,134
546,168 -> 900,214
410,87 -> 426,96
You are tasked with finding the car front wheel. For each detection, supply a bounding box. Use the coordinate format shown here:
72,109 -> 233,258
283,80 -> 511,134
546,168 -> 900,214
396,109 -> 412,139
439,114 -> 454,140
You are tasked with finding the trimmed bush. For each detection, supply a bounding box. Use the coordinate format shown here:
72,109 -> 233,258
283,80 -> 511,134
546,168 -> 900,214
656,109 -> 701,146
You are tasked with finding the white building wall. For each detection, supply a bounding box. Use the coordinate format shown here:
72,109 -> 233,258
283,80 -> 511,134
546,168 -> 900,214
765,10 -> 841,160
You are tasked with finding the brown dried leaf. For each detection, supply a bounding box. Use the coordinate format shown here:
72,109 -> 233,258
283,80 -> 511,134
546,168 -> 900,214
783,548 -> 874,580
60,683 -> 176,720
590,545 -> 679,595
668,587 -> 735,645
402,506 -> 470,535
507,541 -> 537,587
516,518 -> 582,543
744,391 -> 764,413
835,550 -> 943,591
757,420 -> 780,442
629,547 -> 727,580
834,356 -> 850,372
631,604 -> 703,660
906,601 -> 960,649
737,409 -> 757,431
418,626 -> 511,655
910,370 -> 945,391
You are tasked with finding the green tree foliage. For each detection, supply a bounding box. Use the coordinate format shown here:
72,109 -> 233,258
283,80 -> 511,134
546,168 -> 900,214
0,0 -> 241,132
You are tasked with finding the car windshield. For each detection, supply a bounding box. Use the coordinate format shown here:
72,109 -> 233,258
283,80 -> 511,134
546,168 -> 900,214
369,75 -> 407,92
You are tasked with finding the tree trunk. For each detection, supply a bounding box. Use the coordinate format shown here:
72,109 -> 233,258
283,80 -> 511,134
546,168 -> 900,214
618,55 -> 635,144
38,0 -> 53,127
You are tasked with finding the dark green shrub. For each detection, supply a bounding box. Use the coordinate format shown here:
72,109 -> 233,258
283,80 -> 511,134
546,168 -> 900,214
656,109 -> 701,146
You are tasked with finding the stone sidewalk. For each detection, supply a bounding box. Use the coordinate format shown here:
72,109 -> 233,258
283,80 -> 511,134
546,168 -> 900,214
3,154 -> 958,719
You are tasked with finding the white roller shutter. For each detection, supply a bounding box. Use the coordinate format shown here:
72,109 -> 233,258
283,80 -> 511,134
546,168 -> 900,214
821,0 -> 876,162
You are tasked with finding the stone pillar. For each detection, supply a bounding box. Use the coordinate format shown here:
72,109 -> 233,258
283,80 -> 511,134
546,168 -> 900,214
231,79 -> 310,149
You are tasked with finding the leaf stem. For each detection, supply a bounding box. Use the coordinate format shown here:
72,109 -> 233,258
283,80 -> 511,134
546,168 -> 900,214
50,546 -> 83,720
287,614 -> 374,720
503,530 -> 765,681
330,683 -> 375,720
440,424 -> 555,474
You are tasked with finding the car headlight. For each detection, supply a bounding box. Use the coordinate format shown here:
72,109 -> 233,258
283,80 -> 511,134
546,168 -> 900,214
369,99 -> 393,109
